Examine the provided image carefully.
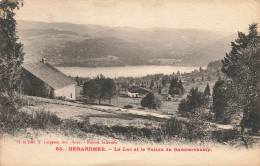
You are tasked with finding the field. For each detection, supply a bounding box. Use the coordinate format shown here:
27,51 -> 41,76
11,94 -> 258,148
2,68 -> 258,148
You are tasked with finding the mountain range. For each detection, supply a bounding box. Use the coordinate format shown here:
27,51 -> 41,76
17,20 -> 237,67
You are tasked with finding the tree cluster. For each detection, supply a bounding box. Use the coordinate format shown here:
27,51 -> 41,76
168,77 -> 184,95
141,92 -> 162,109
178,23 -> 260,134
207,60 -> 222,71
82,75 -> 117,104
178,87 -> 208,117
162,75 -> 170,87
220,23 -> 260,132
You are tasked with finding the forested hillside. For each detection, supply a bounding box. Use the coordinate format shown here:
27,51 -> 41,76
17,21 -> 236,67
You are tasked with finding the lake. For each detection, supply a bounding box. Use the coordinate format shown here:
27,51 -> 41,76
57,66 -> 201,78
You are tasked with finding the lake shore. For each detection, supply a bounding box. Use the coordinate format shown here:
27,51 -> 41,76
57,65 -> 204,78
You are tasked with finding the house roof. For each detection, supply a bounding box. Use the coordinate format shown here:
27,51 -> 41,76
22,61 -> 75,89
128,86 -> 150,94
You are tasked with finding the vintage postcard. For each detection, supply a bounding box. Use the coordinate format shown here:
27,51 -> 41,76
0,0 -> 260,165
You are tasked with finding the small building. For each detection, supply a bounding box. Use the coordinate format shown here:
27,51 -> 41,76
22,58 -> 76,100
161,94 -> 173,101
165,94 -> 173,101
127,86 -> 150,98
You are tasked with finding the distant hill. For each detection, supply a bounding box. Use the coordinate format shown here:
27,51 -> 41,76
91,28 -> 225,54
17,20 -> 115,36
185,34 -> 237,65
17,20 -> 236,67
50,37 -> 151,67
19,29 -> 79,37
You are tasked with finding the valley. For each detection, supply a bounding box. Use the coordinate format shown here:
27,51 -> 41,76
17,20 -> 236,67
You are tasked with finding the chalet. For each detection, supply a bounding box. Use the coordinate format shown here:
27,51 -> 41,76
127,86 -> 150,98
22,58 -> 76,100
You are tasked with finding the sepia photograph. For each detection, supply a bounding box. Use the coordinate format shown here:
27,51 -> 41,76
0,0 -> 260,165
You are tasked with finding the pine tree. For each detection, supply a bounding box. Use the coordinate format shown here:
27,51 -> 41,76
101,78 -> 117,104
75,76 -> 79,85
222,23 -> 260,132
141,81 -> 145,87
177,70 -> 180,76
162,76 -> 168,87
222,23 -> 260,78
158,85 -> 162,94
168,77 -> 178,95
212,80 -> 230,123
178,87 -> 206,117
149,80 -> 155,90
178,79 -> 184,94
187,87 -> 206,109
222,23 -> 259,78
169,77 -> 184,95
82,79 -> 102,104
203,83 -> 211,107
80,78 -> 83,85
0,0 -> 24,111
204,83 -> 210,97
207,75 -> 211,81
199,67 -> 203,72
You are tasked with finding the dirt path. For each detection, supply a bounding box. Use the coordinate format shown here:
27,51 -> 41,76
92,105 -> 173,119
22,95 -> 235,130
92,105 -> 235,130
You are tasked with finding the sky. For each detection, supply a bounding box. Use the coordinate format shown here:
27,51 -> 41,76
15,0 -> 260,33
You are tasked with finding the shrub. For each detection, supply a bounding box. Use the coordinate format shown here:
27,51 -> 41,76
182,108 -> 211,142
212,80 -> 236,124
33,110 -> 61,129
0,109 -> 33,135
178,87 -> 207,117
55,96 -> 66,101
19,95 -> 36,106
141,92 -> 161,109
160,118 -> 186,137
178,99 -> 191,117
0,107 -> 61,135
123,105 -> 133,109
